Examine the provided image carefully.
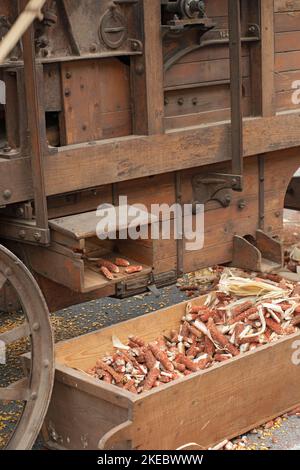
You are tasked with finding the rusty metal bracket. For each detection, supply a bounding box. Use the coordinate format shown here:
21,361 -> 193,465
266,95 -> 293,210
212,0 -> 244,192
192,173 -> 237,209
0,218 -> 50,245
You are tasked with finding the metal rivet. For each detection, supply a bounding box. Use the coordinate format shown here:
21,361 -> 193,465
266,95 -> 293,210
64,89 -> 71,97
5,268 -> 12,277
238,200 -> 246,210
3,189 -> 12,200
43,360 -> 50,368
275,211 -> 281,218
34,232 -> 42,242
131,41 -> 139,51
32,323 -> 40,332
65,72 -> 72,79
164,98 -> 169,106
89,44 -> 97,53
178,98 -> 184,105
31,392 -> 38,401
19,230 -> 26,239
192,97 -> 198,105
135,63 -> 144,75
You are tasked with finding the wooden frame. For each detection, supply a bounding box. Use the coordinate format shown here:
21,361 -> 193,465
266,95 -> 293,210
44,294 -> 300,450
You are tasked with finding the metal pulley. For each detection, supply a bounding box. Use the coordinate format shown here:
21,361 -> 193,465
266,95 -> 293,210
164,0 -> 206,18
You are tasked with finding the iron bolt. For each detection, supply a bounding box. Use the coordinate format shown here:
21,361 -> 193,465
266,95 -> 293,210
4,268 -> 12,277
238,200 -> 246,210
131,41 -> 139,51
16,207 -> 25,217
19,230 -> 26,239
224,195 -> 232,206
32,323 -> 40,332
192,97 -> 198,105
3,189 -> 12,200
34,232 -> 42,242
64,88 -> 71,97
90,44 -> 97,53
31,392 -> 38,401
164,98 -> 169,106
135,63 -> 144,75
178,98 -> 184,105
65,72 -> 72,79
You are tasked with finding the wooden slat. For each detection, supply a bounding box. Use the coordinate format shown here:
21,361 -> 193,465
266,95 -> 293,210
275,0 -> 300,12
1,111 -> 300,204
60,59 -> 132,145
49,207 -> 158,240
275,11 -> 300,32
132,332 -> 300,450
261,0 -> 276,116
142,0 -> 164,134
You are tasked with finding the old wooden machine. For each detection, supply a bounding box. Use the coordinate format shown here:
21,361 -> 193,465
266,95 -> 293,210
0,0 -> 300,450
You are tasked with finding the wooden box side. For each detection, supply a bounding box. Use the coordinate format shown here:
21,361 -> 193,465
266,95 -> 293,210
54,296 -> 207,371
126,332 -> 300,450
43,378 -> 130,450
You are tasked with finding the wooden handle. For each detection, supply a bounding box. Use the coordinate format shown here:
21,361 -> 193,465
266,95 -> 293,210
0,0 -> 47,64
98,420 -> 133,450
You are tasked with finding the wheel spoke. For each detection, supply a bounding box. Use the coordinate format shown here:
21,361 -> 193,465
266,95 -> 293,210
0,378 -> 30,401
0,323 -> 30,345
0,272 -> 6,290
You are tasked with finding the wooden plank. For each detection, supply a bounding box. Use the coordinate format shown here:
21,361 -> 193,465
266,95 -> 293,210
261,0 -> 276,116
275,31 -> 300,52
165,83 -> 250,117
1,111 -> 300,204
60,59 -> 132,145
44,112 -> 300,196
132,332 -> 300,450
142,0 -> 164,134
165,57 -> 250,88
43,374 -> 130,450
275,0 -> 300,12
49,207 -> 158,240
275,51 -> 300,72
55,297 -> 195,370
275,11 -> 300,32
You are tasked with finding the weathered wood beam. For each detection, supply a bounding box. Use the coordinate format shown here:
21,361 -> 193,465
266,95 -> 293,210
1,111 -> 300,204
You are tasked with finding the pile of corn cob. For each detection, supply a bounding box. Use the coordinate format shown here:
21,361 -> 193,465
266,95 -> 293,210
87,272 -> 300,394
89,257 -> 143,281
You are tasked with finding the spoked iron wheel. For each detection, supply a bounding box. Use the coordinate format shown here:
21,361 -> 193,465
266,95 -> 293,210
0,245 -> 54,449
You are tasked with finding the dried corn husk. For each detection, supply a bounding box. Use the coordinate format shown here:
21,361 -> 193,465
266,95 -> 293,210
112,335 -> 130,350
218,274 -> 286,298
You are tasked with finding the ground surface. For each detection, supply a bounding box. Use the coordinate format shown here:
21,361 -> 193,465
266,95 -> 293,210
1,209 -> 300,450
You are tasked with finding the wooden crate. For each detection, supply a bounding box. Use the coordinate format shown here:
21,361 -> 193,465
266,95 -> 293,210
44,296 -> 300,450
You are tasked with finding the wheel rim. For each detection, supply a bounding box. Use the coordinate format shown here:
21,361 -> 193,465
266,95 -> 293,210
0,245 -> 54,450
